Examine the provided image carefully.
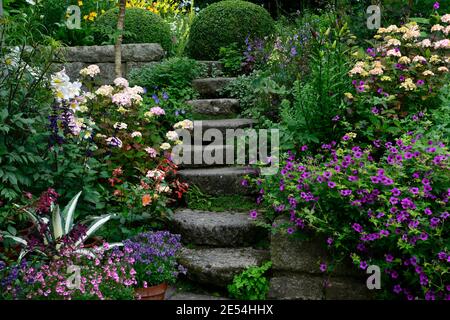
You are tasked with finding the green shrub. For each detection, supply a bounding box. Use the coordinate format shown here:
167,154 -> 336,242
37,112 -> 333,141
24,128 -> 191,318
38,0 -> 69,34
227,261 -> 272,300
94,7 -> 172,51
187,0 -> 275,60
129,57 -> 202,97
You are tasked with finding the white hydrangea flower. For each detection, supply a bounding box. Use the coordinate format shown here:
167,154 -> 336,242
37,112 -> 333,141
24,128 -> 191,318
166,131 -> 179,141
79,65 -> 101,77
113,77 -> 129,88
113,122 -> 128,130
160,143 -> 171,150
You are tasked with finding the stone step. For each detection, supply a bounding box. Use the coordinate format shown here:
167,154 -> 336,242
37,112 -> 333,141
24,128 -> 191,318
178,247 -> 270,288
192,77 -> 236,98
186,99 -> 239,116
193,119 -> 256,136
173,209 -> 266,247
178,167 -> 258,195
175,145 -> 235,168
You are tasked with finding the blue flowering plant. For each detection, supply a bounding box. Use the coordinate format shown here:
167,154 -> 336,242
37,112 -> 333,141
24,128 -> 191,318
249,132 -> 449,300
123,231 -> 186,287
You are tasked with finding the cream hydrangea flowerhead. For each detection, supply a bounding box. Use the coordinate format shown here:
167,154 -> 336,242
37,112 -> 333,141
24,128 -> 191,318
387,38 -> 401,47
441,14 -> 450,23
160,143 -> 171,150
418,39 -> 432,48
430,55 -> 442,64
166,131 -> 179,141
113,77 -> 129,88
398,56 -> 411,64
113,122 -> 128,130
112,92 -> 132,107
434,39 -> 450,49
387,49 -> 401,57
422,70 -> 435,76
349,61 -> 368,76
131,131 -> 142,138
124,86 -> 143,105
173,119 -> 194,130
79,64 -> 100,77
431,24 -> 444,32
95,85 -> 114,97
412,56 -> 427,64
444,26 -> 450,35
399,78 -> 417,91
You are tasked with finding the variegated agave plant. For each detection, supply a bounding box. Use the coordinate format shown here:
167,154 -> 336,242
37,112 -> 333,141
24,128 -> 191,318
1,191 -> 115,260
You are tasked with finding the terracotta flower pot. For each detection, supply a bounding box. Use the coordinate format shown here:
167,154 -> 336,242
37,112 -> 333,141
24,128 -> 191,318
135,283 -> 168,300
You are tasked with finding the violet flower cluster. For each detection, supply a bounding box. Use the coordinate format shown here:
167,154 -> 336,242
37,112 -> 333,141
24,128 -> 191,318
249,132 -> 449,300
123,231 -> 186,287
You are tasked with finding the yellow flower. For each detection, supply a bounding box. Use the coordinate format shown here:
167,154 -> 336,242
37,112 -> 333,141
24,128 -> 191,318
117,106 -> 128,114
380,76 -> 391,81
344,92 -> 354,99
422,70 -> 435,76
78,1 -> 83,6
430,55 -> 441,64
398,56 -> 411,64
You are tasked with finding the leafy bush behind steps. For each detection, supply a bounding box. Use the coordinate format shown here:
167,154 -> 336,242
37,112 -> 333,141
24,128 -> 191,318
187,0 -> 275,60
94,7 -> 173,51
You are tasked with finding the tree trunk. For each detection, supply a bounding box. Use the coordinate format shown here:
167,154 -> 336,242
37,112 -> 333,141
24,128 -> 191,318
114,0 -> 126,78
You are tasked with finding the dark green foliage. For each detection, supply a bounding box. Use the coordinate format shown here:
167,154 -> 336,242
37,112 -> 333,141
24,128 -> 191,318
94,8 -> 172,51
187,0 -> 275,60
129,57 -> 202,98
218,43 -> 244,77
37,0 -> 69,34
0,13 -> 55,202
227,261 -> 272,300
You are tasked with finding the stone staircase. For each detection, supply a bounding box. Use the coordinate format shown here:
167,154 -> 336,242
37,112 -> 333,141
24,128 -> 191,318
171,62 -> 269,297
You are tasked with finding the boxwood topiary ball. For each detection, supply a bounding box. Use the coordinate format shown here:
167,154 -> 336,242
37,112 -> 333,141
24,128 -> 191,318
187,0 -> 275,60
94,8 -> 172,51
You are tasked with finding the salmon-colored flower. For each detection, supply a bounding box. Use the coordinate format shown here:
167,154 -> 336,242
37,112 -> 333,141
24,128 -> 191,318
142,194 -> 152,206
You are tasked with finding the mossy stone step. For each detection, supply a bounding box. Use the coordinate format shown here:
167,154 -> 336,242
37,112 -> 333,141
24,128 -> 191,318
186,98 -> 239,116
173,209 -> 267,247
178,167 -> 258,195
192,77 -> 236,98
178,247 -> 270,288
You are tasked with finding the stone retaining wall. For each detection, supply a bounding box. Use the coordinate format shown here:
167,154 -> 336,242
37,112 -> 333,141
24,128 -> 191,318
268,217 -> 374,300
53,43 -> 165,84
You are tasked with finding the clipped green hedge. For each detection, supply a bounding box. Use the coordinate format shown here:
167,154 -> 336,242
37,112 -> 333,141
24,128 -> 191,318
187,0 -> 275,60
94,8 -> 172,51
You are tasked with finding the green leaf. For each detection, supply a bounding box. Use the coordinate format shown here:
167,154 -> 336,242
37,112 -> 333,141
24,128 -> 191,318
62,191 -> 82,235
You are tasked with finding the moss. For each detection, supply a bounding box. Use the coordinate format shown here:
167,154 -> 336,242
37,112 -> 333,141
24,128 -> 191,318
187,0 -> 275,60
